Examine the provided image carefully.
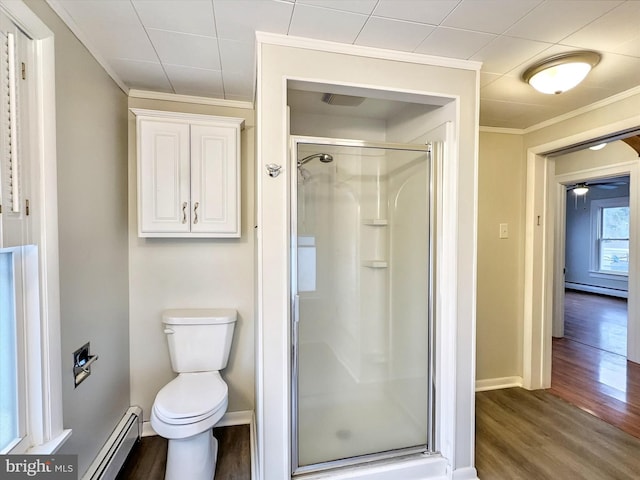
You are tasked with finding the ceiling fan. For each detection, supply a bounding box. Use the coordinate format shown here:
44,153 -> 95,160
569,178 -> 628,195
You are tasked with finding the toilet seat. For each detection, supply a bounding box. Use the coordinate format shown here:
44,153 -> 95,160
153,371 -> 227,425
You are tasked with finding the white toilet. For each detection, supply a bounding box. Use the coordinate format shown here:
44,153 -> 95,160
151,308 -> 237,480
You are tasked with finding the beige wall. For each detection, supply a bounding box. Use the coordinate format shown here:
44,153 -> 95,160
127,97 -> 255,422
476,132 -> 525,381
23,1 -> 130,475
475,91 -> 640,385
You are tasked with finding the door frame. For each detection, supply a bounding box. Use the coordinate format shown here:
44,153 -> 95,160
553,164 -> 635,340
523,117 -> 640,390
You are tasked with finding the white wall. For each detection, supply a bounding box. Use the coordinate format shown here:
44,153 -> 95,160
23,1 -> 130,475
127,97 -> 255,422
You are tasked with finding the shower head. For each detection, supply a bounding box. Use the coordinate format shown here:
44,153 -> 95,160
297,153 -> 334,167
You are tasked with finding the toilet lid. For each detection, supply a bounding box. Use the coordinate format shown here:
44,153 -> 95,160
153,371 -> 227,423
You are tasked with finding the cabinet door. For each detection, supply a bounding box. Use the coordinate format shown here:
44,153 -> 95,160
190,124 -> 240,236
138,119 -> 190,235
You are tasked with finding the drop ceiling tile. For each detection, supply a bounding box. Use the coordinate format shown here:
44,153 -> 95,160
561,1 -> 640,55
213,0 -> 294,42
355,17 -> 434,52
147,29 -> 221,70
443,0 -> 543,34
219,40 -> 255,73
296,0 -> 378,15
471,35 -> 550,74
415,27 -> 495,59
373,0 -> 460,25
480,72 -> 502,88
481,74 -> 545,103
581,53 -> 640,91
132,0 -> 216,37
505,1 -> 623,43
506,44 -> 575,79
55,0 -> 158,62
289,4 -> 368,44
110,58 -> 173,92
480,98 -> 553,129
164,64 -> 224,97
223,69 -> 256,97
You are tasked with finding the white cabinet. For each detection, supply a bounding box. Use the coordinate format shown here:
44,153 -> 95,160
132,109 -> 244,238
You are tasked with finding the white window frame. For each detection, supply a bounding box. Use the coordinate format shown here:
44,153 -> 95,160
590,196 -> 629,278
0,1 -> 69,453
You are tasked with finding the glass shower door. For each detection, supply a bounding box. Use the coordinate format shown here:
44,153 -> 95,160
292,139 -> 432,472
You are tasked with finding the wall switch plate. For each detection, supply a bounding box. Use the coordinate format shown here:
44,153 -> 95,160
499,223 -> 509,239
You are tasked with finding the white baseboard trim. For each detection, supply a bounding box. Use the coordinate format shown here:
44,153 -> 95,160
83,406 -> 142,480
475,376 -> 523,392
565,283 -> 628,299
142,409 -> 254,437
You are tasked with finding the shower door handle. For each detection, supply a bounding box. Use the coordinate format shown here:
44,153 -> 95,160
293,294 -> 300,324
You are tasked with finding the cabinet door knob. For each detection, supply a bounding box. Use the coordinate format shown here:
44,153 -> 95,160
193,202 -> 200,224
182,202 -> 188,224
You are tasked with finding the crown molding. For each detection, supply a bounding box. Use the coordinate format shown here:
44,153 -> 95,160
523,85 -> 640,134
256,31 -> 482,72
128,89 -> 254,110
479,126 -> 525,135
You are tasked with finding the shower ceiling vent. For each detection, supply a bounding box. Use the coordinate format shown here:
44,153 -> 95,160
321,93 -> 366,107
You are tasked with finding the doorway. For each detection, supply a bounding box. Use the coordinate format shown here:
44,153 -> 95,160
523,126 -> 640,391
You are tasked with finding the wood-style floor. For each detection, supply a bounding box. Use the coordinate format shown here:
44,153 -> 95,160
476,290 -> 640,479
476,387 -> 640,479
116,424 -> 251,480
550,290 -> 640,439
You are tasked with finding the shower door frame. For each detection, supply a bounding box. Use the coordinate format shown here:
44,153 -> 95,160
289,135 -> 437,476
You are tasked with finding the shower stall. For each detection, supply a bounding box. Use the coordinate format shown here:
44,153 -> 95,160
291,137 -> 434,474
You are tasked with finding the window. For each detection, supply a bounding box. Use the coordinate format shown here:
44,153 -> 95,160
0,1 -> 68,453
0,250 -> 19,452
591,197 -> 629,275
0,248 -> 27,454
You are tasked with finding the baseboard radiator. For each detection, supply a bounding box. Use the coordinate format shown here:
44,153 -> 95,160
82,406 -> 143,480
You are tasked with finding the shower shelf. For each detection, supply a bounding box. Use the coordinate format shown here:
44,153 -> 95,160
362,219 -> 388,226
362,260 -> 388,268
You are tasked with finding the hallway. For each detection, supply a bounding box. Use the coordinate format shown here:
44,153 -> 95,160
550,290 -> 640,439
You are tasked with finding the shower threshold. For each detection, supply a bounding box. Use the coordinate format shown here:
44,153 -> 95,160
293,450 -> 446,480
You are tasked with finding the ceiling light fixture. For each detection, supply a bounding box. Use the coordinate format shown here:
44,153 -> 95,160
573,183 -> 589,196
589,143 -> 607,151
522,51 -> 601,95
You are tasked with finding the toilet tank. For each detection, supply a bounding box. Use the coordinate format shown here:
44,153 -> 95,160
162,308 -> 237,373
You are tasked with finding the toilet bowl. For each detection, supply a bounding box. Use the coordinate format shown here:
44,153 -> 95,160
150,309 -> 236,480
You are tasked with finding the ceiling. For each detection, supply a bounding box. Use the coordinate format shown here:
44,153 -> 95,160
47,0 -> 640,130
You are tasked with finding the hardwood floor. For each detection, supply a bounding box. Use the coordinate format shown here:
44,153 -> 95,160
116,424 -> 251,480
476,388 -> 640,480
563,289 -> 627,355
550,290 -> 640,440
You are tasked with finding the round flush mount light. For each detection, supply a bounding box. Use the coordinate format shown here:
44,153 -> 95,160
522,51 -> 601,94
589,143 -> 607,151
